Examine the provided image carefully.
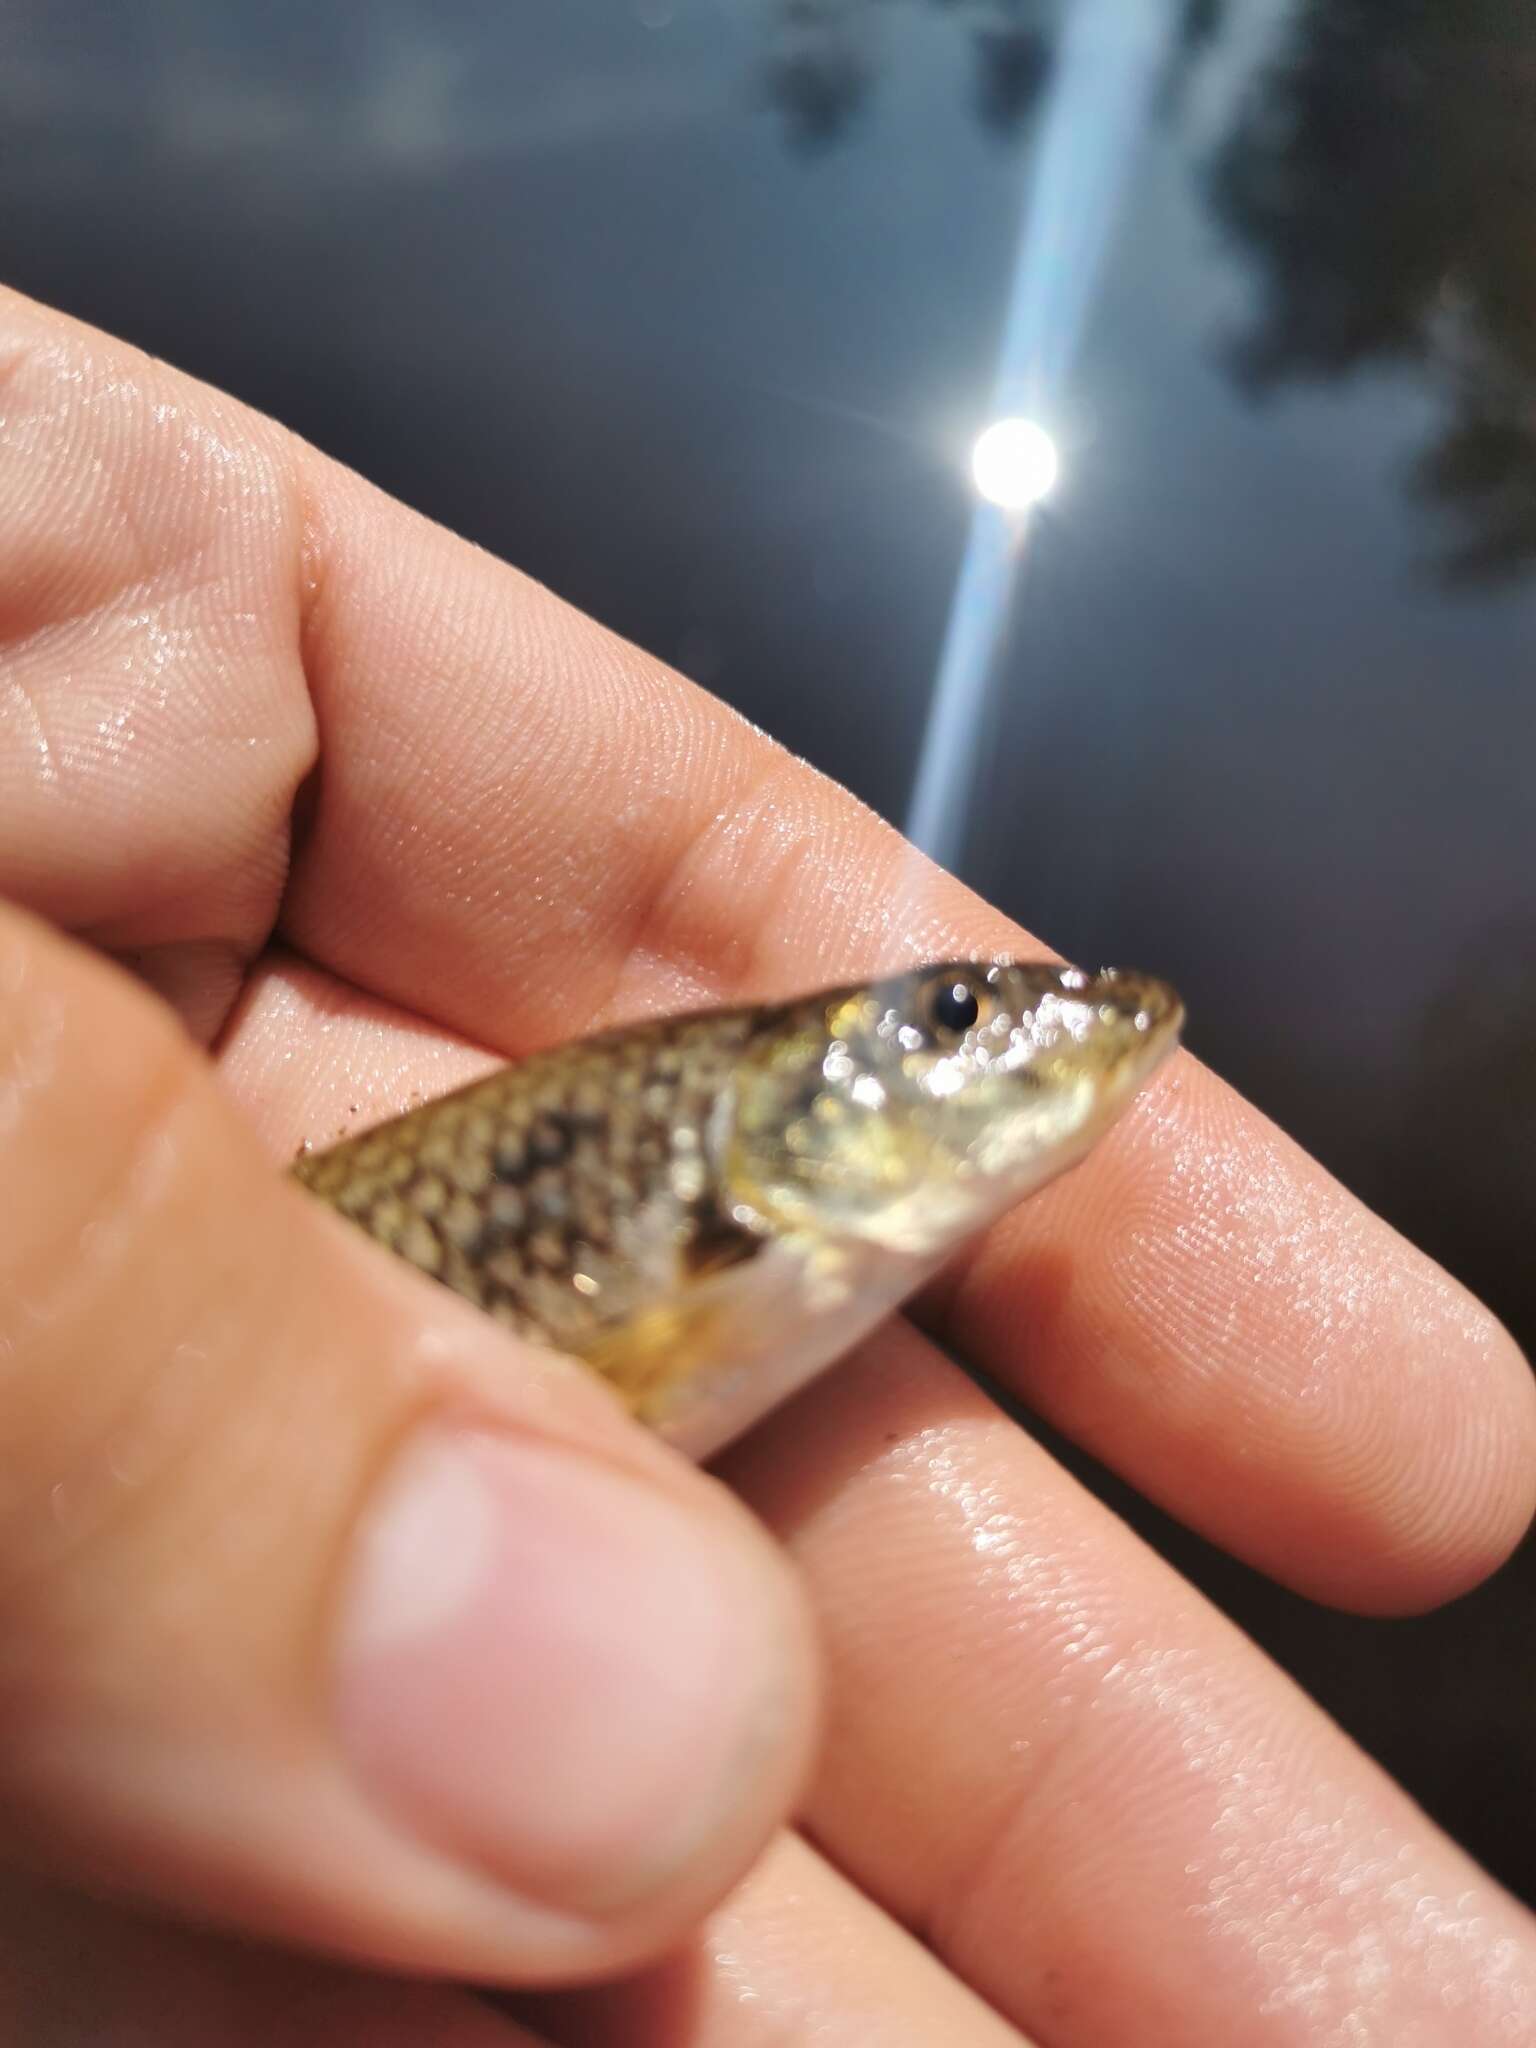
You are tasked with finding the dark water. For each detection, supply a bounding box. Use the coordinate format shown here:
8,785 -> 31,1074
3,0 -> 1533,1903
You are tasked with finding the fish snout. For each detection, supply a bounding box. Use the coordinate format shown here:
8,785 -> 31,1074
1076,965 -> 1184,1038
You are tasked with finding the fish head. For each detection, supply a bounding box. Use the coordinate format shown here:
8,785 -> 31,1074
724,959 -> 1183,1255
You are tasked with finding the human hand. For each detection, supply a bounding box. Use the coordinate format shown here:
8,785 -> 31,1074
1,286 -> 1532,2046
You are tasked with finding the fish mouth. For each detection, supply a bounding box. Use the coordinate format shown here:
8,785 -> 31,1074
1070,964 -> 1185,1102
976,959 -> 1185,1104
1057,962 -> 1184,1038
956,961 -> 1184,1195
981,958 -> 1183,1048
996,961 -> 1183,1117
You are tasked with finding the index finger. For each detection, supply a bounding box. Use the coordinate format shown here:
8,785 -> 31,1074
3,284 -> 1531,1612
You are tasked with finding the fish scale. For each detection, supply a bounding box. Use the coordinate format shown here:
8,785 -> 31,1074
294,1008 -> 762,1357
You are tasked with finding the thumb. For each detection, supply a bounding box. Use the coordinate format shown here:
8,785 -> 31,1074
0,904 -> 816,1984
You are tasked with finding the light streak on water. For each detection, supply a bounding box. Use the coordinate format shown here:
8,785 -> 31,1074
905,0 -> 1169,873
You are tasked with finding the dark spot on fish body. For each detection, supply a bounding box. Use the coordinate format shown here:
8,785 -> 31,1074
530,1115 -> 570,1166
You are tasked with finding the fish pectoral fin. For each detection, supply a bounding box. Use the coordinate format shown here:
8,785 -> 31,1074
580,1202 -> 764,1419
579,1295 -> 729,1418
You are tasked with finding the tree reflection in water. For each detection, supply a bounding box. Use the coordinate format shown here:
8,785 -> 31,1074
1210,0 -> 1536,586
763,0 -> 1228,148
762,0 -> 874,149
764,0 -> 1054,149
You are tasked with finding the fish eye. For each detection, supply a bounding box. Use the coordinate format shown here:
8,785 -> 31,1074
924,975 -> 983,1040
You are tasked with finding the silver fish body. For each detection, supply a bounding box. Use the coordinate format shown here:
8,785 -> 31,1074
292,960 -> 1182,1458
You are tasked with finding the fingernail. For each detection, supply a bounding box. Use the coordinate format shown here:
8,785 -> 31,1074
333,1426 -> 793,1913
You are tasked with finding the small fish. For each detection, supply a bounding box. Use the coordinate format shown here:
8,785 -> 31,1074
292,960 -> 1182,1458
